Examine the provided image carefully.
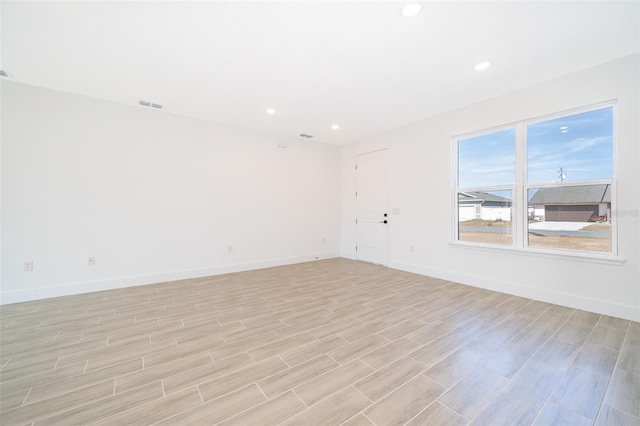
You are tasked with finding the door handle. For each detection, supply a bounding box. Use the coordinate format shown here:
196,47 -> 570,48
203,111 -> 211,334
380,220 -> 388,224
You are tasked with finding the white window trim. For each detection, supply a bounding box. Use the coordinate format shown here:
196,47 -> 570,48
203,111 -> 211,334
452,101 -> 622,263
449,240 -> 625,266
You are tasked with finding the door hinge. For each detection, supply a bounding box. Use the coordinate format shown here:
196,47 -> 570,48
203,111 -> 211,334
355,191 -> 357,197
355,164 -> 357,170
356,246 -> 358,251
355,218 -> 358,224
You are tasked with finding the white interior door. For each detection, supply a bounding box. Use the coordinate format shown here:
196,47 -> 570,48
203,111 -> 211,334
356,149 -> 389,265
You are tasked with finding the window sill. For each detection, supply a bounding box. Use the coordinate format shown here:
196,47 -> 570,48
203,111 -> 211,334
449,241 -> 625,266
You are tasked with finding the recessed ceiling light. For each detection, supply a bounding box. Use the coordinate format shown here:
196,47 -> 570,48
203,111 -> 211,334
266,108 -> 276,115
401,3 -> 422,18
473,61 -> 492,71
331,124 -> 340,130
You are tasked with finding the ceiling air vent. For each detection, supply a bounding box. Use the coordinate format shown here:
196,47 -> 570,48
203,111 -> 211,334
139,100 -> 163,110
299,133 -> 314,139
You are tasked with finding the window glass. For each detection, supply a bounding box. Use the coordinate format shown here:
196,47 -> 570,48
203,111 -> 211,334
458,129 -> 515,188
458,190 -> 513,245
528,185 -> 612,253
527,108 -> 613,184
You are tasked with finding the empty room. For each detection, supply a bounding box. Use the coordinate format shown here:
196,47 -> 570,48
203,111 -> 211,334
1,1 -> 639,425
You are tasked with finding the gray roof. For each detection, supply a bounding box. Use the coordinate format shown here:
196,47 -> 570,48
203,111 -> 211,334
529,184 -> 610,204
459,191 -> 512,204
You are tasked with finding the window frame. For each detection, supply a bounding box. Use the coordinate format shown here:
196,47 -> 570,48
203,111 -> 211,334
453,124 -> 518,248
452,101 -> 619,261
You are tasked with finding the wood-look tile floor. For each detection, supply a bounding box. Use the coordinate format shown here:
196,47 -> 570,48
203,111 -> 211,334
1,258 -> 638,425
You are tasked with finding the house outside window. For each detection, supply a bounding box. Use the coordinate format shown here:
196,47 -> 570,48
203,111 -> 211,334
454,104 -> 615,256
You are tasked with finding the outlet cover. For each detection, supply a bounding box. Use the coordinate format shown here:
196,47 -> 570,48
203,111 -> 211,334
24,261 -> 34,272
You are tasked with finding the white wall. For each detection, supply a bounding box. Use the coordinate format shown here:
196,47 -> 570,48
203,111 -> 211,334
340,54 -> 640,321
1,82 -> 340,303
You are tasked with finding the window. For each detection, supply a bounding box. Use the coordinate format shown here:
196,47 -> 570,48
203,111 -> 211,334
457,129 -> 515,246
454,104 -> 615,256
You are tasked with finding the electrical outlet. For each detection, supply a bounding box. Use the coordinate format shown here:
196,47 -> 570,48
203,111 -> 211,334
228,245 -> 233,253
24,261 -> 34,272
88,256 -> 95,266
322,237 -> 326,244
410,245 -> 415,252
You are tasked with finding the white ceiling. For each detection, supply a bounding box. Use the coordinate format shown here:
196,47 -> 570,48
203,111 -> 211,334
1,1 -> 638,145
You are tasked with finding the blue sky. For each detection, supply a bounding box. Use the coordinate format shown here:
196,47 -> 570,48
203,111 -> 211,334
458,128 -> 515,188
527,107 -> 613,183
458,107 -> 613,188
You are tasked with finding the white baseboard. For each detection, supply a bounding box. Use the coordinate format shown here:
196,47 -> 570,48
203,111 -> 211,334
0,252 -> 339,305
340,251 -> 357,260
389,260 -> 640,322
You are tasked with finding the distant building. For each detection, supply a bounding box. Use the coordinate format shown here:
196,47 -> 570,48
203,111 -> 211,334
458,192 -> 512,221
529,184 -> 611,222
